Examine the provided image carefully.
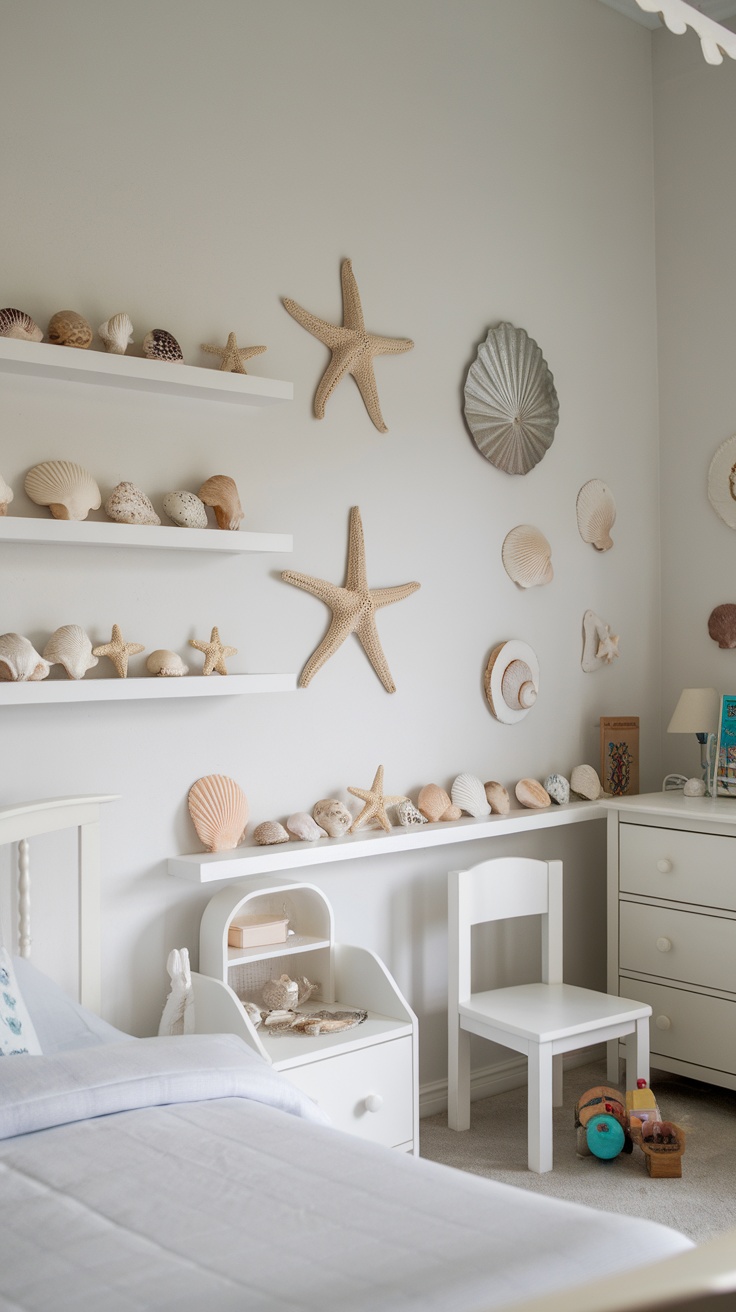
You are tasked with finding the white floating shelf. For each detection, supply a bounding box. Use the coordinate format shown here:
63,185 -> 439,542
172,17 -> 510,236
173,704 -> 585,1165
0,517 -> 292,554
0,336 -> 293,406
169,800 -> 607,882
0,673 -> 297,705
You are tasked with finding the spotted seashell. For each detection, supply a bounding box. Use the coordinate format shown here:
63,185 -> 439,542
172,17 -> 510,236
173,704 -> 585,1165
0,308 -> 43,342
286,812 -> 327,841
146,649 -> 188,677
484,781 -> 510,815
502,525 -> 553,589
576,479 -> 616,552
312,798 -> 352,837
262,975 -> 298,1010
47,310 -> 93,349
515,778 -> 551,809
0,633 -> 50,682
104,481 -> 161,526
416,783 -> 453,822
163,490 -> 208,529
253,821 -> 290,846
570,764 -> 602,801
451,772 -> 491,817
0,472 -> 13,515
188,774 -> 248,853
98,312 -> 134,355
143,328 -> 183,362
544,773 -> 570,805
24,460 -> 101,521
42,625 -> 98,680
395,799 -> 428,827
198,475 -> 244,532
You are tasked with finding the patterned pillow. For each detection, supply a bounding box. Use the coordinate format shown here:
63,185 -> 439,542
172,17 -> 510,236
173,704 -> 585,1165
0,948 -> 42,1055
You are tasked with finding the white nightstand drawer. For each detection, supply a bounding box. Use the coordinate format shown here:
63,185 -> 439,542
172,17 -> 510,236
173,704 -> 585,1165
620,824 -> 736,910
620,901 -> 736,992
281,1035 -> 414,1148
620,977 -> 736,1074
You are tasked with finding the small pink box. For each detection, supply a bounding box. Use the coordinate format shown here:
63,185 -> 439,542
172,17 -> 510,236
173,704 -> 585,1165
228,915 -> 289,949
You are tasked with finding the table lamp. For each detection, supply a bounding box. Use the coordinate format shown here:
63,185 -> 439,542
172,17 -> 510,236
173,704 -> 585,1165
667,687 -> 719,789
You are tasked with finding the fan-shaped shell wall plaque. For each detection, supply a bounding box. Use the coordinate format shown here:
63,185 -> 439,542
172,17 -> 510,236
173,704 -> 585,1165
708,435 -> 736,529
464,323 -> 559,476
502,524 -> 553,588
484,639 -> 540,723
576,479 -> 616,551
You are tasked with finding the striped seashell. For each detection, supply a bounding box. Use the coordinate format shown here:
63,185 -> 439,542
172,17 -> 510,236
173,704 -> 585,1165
188,774 -> 248,852
104,481 -> 161,526
515,778 -> 551,809
143,328 -> 183,362
198,475 -> 244,531
0,633 -> 50,682
570,764 -> 602,801
502,524 -> 553,588
484,781 -> 510,815
42,625 -> 98,680
98,312 -> 134,355
0,471 -> 13,515
464,322 -> 559,475
24,460 -> 101,521
451,772 -> 491,817
163,490 -> 208,529
47,310 -> 93,349
253,820 -> 290,846
0,308 -> 43,342
576,479 -> 616,552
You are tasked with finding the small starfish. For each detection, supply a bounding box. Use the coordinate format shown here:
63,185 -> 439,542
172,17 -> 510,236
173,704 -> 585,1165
283,258 -> 413,432
597,632 -> 620,664
92,624 -> 145,679
348,765 -> 408,834
189,626 -> 237,676
281,506 -> 420,692
200,332 -> 267,374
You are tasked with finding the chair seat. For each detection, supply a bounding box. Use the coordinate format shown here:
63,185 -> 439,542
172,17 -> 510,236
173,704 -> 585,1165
460,982 -> 651,1044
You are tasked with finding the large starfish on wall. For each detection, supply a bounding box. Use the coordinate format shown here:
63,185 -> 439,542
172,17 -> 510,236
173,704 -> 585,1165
281,506 -> 420,692
283,258 -> 414,432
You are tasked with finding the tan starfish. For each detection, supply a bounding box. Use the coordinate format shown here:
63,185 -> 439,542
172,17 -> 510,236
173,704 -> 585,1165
200,332 -> 267,374
348,765 -> 408,833
189,626 -> 237,676
283,258 -> 413,432
92,624 -> 145,679
282,506 -> 420,692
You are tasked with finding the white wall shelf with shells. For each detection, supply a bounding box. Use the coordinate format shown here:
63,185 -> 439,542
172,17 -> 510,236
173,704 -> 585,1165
0,517 -> 292,555
168,799 -> 605,883
0,336 -> 293,407
0,672 -> 297,706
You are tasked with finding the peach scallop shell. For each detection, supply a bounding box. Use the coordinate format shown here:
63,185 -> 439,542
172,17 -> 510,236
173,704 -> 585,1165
105,482 -> 161,526
188,774 -> 249,853
502,525 -> 553,588
198,475 -> 244,531
0,471 -> 13,515
417,783 -> 454,822
451,772 -> 491,817
47,311 -> 93,349
25,460 -> 101,521
0,633 -> 50,682
42,625 -> 98,680
576,479 -> 616,551
0,308 -> 43,342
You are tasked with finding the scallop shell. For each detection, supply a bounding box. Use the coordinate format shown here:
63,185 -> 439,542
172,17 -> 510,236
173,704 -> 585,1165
502,525 -> 553,588
98,312 -> 134,355
0,633 -> 50,682
146,649 -> 188,676
188,774 -> 248,853
198,475 -> 244,531
105,482 -> 161,526
0,308 -> 43,341
286,812 -> 327,841
163,490 -> 208,529
708,603 -> 736,649
544,773 -> 570,805
485,640 -> 539,723
0,472 -> 13,515
395,799 -> 428,827
484,781 -> 510,815
576,479 -> 616,551
25,460 -> 101,521
143,328 -> 183,362
42,625 -> 98,680
515,778 -> 551,809
312,798 -> 352,837
416,783 -> 453,822
451,772 -> 491,817
253,821 -> 290,846
464,322 -> 559,475
570,764 -> 602,801
47,310 -> 93,349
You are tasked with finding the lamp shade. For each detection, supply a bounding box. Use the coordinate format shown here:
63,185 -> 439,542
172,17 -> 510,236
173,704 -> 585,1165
667,687 -> 719,735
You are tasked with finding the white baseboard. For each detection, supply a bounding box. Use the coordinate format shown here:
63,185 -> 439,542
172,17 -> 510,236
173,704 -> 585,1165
419,1044 -> 606,1119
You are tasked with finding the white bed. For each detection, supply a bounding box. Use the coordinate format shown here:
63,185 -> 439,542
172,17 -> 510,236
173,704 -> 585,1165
0,796 -> 731,1312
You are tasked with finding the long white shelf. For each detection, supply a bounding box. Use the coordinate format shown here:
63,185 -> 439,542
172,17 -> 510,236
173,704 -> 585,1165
0,673 -> 297,704
169,799 -> 607,882
0,336 -> 293,406
0,517 -> 292,554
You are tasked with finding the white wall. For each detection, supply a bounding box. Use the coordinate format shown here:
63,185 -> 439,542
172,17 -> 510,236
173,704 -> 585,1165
0,1 -> 661,1094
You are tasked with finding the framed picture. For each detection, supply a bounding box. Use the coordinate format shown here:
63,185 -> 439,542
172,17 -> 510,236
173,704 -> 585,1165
713,694 -> 736,796
600,716 -> 639,796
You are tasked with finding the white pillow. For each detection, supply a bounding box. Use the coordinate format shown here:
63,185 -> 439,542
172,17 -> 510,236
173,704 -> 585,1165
12,955 -> 133,1054
0,948 -> 42,1056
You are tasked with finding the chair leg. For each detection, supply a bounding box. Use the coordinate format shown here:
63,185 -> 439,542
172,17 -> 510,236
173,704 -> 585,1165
527,1043 -> 553,1173
623,1017 -> 650,1092
448,1023 -> 471,1130
552,1053 -> 563,1107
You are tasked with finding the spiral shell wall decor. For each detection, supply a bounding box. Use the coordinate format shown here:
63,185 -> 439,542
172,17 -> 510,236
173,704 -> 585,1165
0,308 -> 43,341
188,774 -> 248,853
24,460 -> 101,521
502,524 -> 553,588
484,639 -> 539,723
464,322 -> 559,476
576,479 -> 616,551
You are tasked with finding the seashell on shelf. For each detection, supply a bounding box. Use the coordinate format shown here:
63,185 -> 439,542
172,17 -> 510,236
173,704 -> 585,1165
98,312 -> 134,355
502,524 -> 553,588
146,649 -> 188,677
416,783 -> 454,822
143,328 -> 183,362
312,798 -> 352,837
105,481 -> 161,526
708,603 -> 736,649
570,764 -> 602,801
242,1000 -> 262,1028
515,778 -> 551,809
253,820 -> 290,845
576,479 -> 616,551
42,625 -> 98,680
0,471 -> 13,515
286,812 -> 327,841
485,640 -> 540,723
188,774 -> 248,853
47,310 -> 92,349
451,772 -> 491,817
0,633 -> 50,682
464,322 -> 559,476
395,799 -> 428,827
443,803 -> 463,820
198,475 -> 244,532
0,308 -> 43,342
684,777 -> 706,798
262,975 -> 299,1011
163,490 -> 208,529
544,772 -> 570,805
484,781 -> 510,814
25,460 -> 101,521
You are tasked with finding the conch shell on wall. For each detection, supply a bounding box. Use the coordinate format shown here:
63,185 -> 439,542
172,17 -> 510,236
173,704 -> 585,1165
25,460 -> 101,521
0,633 -> 50,682
188,774 -> 248,852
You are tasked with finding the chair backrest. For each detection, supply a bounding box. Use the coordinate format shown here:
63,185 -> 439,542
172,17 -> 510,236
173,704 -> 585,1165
448,857 -> 563,1003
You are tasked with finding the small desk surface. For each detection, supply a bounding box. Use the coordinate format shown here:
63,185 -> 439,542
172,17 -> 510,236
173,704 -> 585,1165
602,791 -> 736,826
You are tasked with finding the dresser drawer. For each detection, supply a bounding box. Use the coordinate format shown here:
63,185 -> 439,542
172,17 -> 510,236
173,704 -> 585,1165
620,901 -> 736,993
619,977 -> 736,1075
620,824 -> 736,910
281,1035 -> 414,1148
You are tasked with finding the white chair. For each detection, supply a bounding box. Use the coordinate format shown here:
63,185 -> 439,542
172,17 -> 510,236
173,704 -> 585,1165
447,857 -> 651,1173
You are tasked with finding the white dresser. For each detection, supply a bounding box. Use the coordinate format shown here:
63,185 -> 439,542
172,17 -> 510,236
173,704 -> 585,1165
605,792 -> 736,1091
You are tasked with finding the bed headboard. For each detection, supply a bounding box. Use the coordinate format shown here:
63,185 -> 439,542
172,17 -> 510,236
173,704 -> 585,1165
0,795 -> 118,1013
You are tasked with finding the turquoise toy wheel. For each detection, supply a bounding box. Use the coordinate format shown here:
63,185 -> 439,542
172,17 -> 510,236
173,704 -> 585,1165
586,1113 -> 625,1159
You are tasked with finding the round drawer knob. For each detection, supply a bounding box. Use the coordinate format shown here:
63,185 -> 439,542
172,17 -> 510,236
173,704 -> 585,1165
656,936 -> 672,953
364,1093 -> 384,1114
655,1015 -> 672,1031
656,858 -> 673,874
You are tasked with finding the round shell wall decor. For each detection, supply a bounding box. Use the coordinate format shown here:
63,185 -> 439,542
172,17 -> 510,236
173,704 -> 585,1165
502,524 -> 553,588
576,479 -> 616,551
484,639 -> 540,723
463,322 -> 559,476
708,435 -> 736,529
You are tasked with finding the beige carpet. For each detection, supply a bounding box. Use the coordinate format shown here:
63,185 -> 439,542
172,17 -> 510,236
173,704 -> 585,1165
419,1059 -> 736,1244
